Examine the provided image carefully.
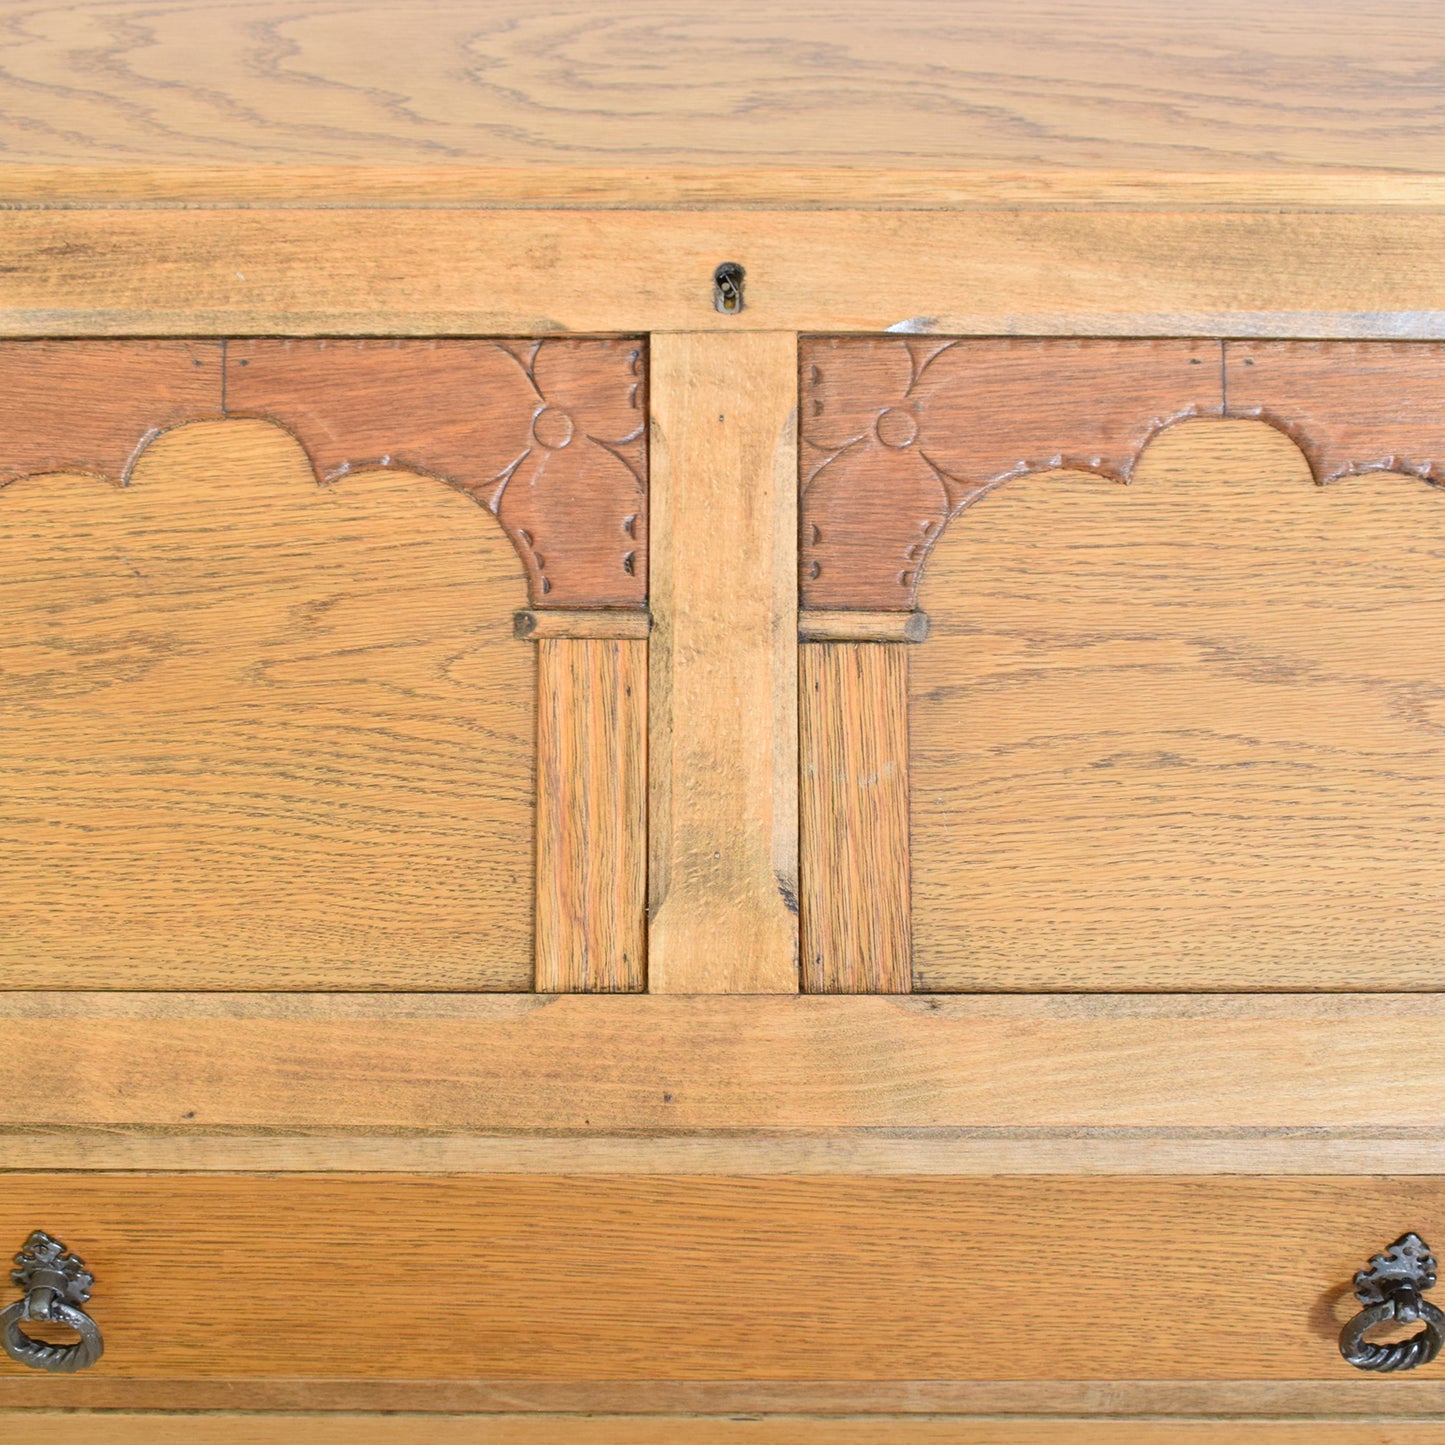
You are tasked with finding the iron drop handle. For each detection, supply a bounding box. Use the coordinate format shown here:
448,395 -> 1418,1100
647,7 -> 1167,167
1,1232 -> 103,1373
1339,1233 -> 1445,1373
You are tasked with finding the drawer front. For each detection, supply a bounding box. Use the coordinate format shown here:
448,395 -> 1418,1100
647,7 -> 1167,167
799,338 -> 1445,993
0,340 -> 647,992
2,1174 -> 1442,1383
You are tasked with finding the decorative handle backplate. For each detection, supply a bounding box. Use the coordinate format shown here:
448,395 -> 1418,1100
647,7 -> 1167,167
1339,1233 -> 1445,1373
1,1232 -> 104,1373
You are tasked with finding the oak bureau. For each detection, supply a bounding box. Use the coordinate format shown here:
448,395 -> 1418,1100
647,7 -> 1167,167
4,2 -> 1445,1441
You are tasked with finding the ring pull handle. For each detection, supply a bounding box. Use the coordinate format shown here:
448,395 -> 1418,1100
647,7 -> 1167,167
1340,1232 -> 1445,1373
1,1232 -> 104,1373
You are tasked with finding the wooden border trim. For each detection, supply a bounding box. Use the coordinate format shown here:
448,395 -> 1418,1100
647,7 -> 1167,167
799,609 -> 929,643
11,165 -> 1445,210
800,643 -> 912,992
4,1378 -> 1445,1417
0,1413 -> 1435,1443
647,334 -> 799,993
516,609 -> 650,640
8,994 -> 1445,1132
5,210 -> 1445,337
535,639 -> 647,992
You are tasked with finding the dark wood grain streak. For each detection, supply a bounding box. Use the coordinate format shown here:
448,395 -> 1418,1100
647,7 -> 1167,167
227,339 -> 648,608
800,337 -> 1220,611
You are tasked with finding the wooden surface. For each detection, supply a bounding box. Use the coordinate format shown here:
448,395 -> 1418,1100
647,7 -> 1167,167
800,337 -> 1220,609
7,1378 -> 1445,1418
647,333 -> 798,993
14,993 -> 1445,1133
1,1174 -> 1441,1380
0,341 -> 222,485
800,644 -> 911,993
6,210 -> 1445,339
1226,341 -> 1445,483
0,421 -> 534,990
911,419 -> 1445,991
0,1 -> 1441,179
227,339 -> 648,609
14,1416 -> 1445,1444
535,639 -> 646,992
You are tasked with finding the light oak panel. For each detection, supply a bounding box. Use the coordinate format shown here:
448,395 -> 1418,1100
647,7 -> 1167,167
0,421 -> 534,989
800,643 -> 911,993
0,1175 -> 1438,1380
11,994 -> 1445,1132
535,638 -> 646,992
5,210 -> 1445,338
912,419 -> 1445,991
647,333 -> 798,993
0,1 -> 1439,175
14,1416 -> 1445,1443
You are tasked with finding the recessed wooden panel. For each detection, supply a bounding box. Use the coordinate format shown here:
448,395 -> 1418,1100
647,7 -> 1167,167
0,420 -> 534,989
912,419 -> 1445,991
1,1174 -> 1441,1381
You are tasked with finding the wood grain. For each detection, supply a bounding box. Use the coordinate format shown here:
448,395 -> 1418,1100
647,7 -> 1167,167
0,1174 -> 1439,1380
800,643 -> 911,993
1227,341 -> 1445,483
647,333 -> 798,993
12,993 -> 1445,1133
6,210 -> 1445,339
226,338 -> 648,609
912,420 -> 1445,991
0,340 -> 221,486
0,420 -> 534,989
800,337 -> 1220,610
535,639 -> 646,992
0,1 -> 1440,175
13,1416 -> 1445,1444
13,165 -> 1445,210
6,1378 -> 1445,1418
798,610 -> 930,644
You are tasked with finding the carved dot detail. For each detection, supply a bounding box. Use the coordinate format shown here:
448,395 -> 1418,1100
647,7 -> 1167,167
532,407 -> 575,449
875,407 -> 918,449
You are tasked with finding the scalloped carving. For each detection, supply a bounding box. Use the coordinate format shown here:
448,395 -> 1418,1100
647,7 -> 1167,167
800,337 -> 1221,611
0,338 -> 647,610
801,338 -> 1445,612
1226,339 -> 1445,484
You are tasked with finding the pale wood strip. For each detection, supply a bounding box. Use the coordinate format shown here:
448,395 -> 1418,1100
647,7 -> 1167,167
4,211 -> 1445,338
9,1415 -> 1441,1443
647,334 -> 798,992
17,1128 -> 1445,1176
800,644 -> 911,992
5,1379 -> 1445,1416
799,610 -> 930,643
0,1174 -> 1441,1380
534,639 -> 646,992
515,609 -> 650,641
11,166 -> 1445,211
10,994 -> 1445,1131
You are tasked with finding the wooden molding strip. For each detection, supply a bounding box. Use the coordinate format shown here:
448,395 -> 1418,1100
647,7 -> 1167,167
799,609 -> 930,643
0,1413 -> 1434,1443
8,993 -> 1445,1132
0,338 -> 648,610
3,1378 -> 1445,1417
5,210 -> 1445,338
515,608 -> 650,640
800,338 -> 1445,611
13,168 -> 1445,212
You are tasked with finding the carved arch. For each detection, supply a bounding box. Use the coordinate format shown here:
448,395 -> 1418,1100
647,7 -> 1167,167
800,337 -> 1445,613
0,338 -> 647,610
